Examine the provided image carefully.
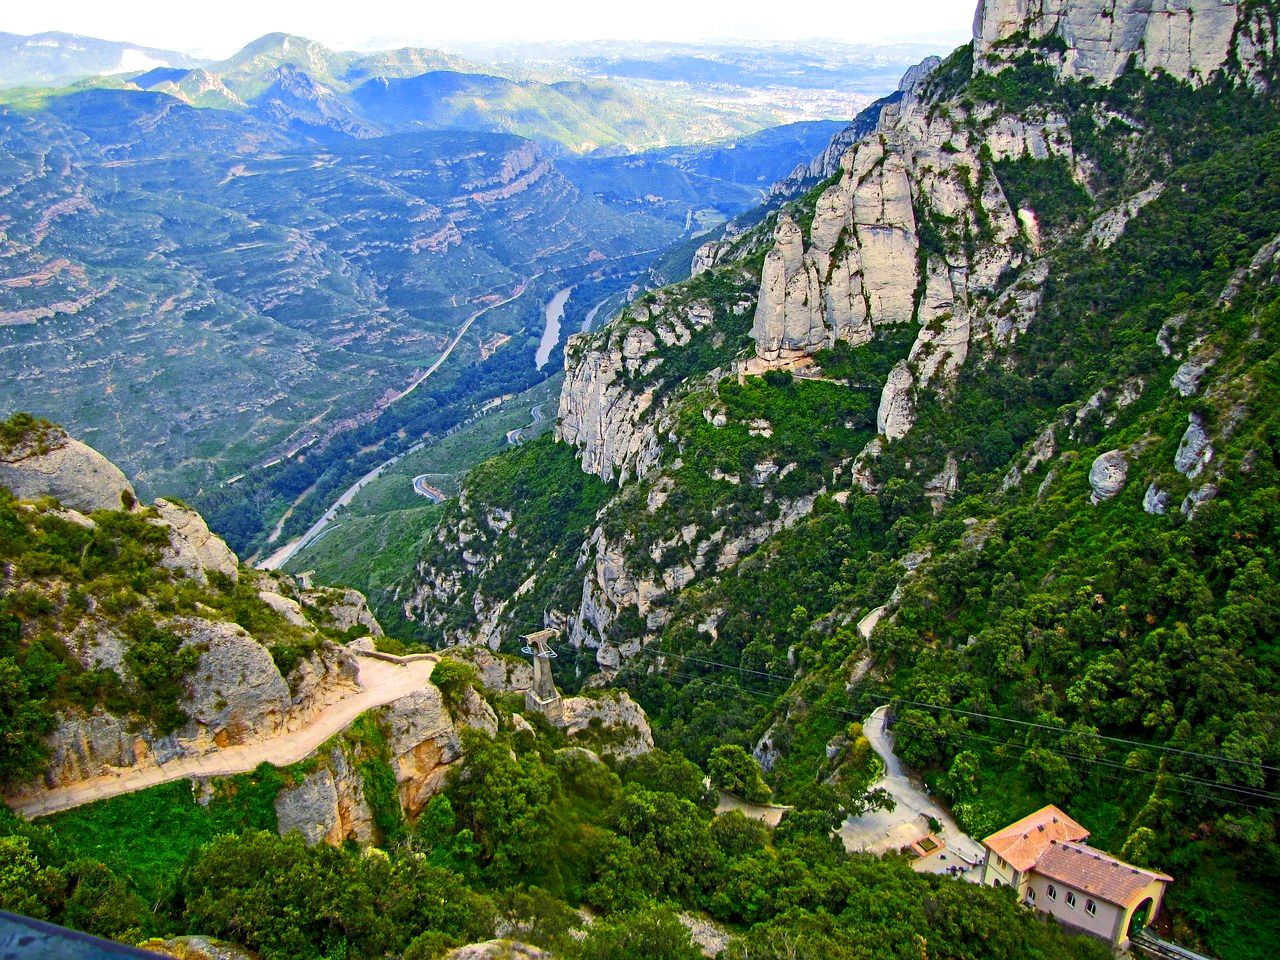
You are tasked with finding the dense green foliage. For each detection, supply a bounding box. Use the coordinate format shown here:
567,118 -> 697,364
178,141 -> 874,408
4,717 -> 1108,960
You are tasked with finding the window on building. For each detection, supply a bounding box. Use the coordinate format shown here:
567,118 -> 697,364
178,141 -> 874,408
1066,891 -> 1077,909
1027,889 -> 1036,904
1086,899 -> 1097,916
1047,884 -> 1057,900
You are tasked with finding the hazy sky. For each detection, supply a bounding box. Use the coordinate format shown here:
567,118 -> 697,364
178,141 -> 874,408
2,0 -> 975,58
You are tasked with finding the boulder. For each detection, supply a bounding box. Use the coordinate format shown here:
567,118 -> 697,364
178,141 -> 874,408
171,617 -> 291,746
259,590 -> 309,627
560,691 -> 655,760
154,498 -> 239,584
1143,483 -> 1171,515
1088,450 -> 1128,503
1174,413 -> 1213,478
0,424 -> 134,514
382,686 -> 462,816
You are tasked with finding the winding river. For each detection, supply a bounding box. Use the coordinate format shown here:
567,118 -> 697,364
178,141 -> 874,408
535,285 -> 574,370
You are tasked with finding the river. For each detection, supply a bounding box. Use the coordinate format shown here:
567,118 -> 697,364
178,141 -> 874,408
535,285 -> 574,370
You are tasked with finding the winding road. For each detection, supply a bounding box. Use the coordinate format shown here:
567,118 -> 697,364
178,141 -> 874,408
257,278 -> 535,572
838,705 -> 985,873
7,653 -> 437,819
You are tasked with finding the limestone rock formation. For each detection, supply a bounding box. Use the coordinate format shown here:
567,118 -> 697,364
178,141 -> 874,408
153,498 -> 240,584
172,617 -> 293,747
306,586 -> 385,636
0,422 -> 134,513
973,0 -> 1263,87
447,646 -> 534,694
1144,482 -> 1171,515
1174,413 -> 1213,477
691,239 -> 730,276
444,942 -> 551,960
751,214 -> 827,365
274,746 -> 375,846
383,685 -> 462,816
560,691 -> 655,760
877,361 -> 916,441
1088,449 -> 1129,503
556,312 -> 661,484
259,589 -> 310,626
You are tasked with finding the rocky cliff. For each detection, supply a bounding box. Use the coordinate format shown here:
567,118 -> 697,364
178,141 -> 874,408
400,0 -> 1279,709
973,0 -> 1274,87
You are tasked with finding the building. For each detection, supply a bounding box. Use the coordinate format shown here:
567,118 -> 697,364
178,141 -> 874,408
980,805 -> 1172,948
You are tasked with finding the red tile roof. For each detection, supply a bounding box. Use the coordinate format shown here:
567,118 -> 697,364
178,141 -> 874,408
982,804 -> 1090,873
1033,841 -> 1173,907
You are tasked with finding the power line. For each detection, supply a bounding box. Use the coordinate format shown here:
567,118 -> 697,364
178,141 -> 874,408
625,643 -> 1280,776
656,666 -> 1277,811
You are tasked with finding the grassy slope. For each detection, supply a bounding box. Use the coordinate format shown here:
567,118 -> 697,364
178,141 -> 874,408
287,376 -> 561,641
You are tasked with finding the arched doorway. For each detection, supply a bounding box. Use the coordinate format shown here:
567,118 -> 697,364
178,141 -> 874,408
1129,897 -> 1154,937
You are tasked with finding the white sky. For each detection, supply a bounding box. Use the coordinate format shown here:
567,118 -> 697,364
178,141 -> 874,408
1,0 -> 975,58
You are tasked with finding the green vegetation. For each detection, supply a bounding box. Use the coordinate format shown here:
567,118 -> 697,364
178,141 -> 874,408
708,744 -> 771,802
3,712 -> 1109,960
421,432 -> 614,645
287,376 -> 561,639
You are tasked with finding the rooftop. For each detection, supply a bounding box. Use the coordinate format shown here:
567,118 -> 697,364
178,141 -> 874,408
1033,841 -> 1173,907
982,804 -> 1090,873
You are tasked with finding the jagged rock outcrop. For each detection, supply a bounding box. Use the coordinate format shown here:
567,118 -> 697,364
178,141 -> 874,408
973,0 -> 1268,87
1088,449 -> 1129,503
0,422 -> 134,513
560,691 -> 655,760
274,746 -> 375,846
557,296 -> 720,484
447,646 -> 534,694
306,586 -> 385,636
753,135 -> 924,370
154,498 -> 240,584
556,318 -> 660,485
383,685 -> 463,816
1144,482 -> 1171,515
691,239 -> 730,276
1174,413 -> 1213,477
751,215 -> 827,365
877,361 -> 916,441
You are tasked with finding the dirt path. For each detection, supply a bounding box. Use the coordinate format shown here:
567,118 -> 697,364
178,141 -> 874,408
838,705 -> 986,874
8,653 -> 437,819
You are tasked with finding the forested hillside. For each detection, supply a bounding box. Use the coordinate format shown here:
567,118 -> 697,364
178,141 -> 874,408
384,2 -> 1280,957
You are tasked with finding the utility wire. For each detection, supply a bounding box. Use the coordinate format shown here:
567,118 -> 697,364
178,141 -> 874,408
624,643 -> 1280,776
656,666 -> 1277,812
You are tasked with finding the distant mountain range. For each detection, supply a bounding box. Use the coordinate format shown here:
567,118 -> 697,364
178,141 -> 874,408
0,30 -> 207,87
0,32 -> 787,153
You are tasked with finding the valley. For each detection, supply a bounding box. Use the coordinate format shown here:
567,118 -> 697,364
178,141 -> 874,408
1,2 -> 1279,960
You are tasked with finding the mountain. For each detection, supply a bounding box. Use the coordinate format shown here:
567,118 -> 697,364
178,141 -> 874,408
0,31 -> 207,87
0,410 -> 1108,960
363,1 -> 1280,956
1,30 -> 796,154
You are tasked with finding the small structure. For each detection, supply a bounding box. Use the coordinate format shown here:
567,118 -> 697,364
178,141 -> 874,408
521,629 -> 564,725
980,805 -> 1172,949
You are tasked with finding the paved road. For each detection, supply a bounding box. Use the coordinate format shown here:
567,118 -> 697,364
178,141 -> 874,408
7,653 -> 437,819
412,475 -> 447,502
715,791 -> 792,828
838,705 -> 986,874
257,279 -> 535,572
